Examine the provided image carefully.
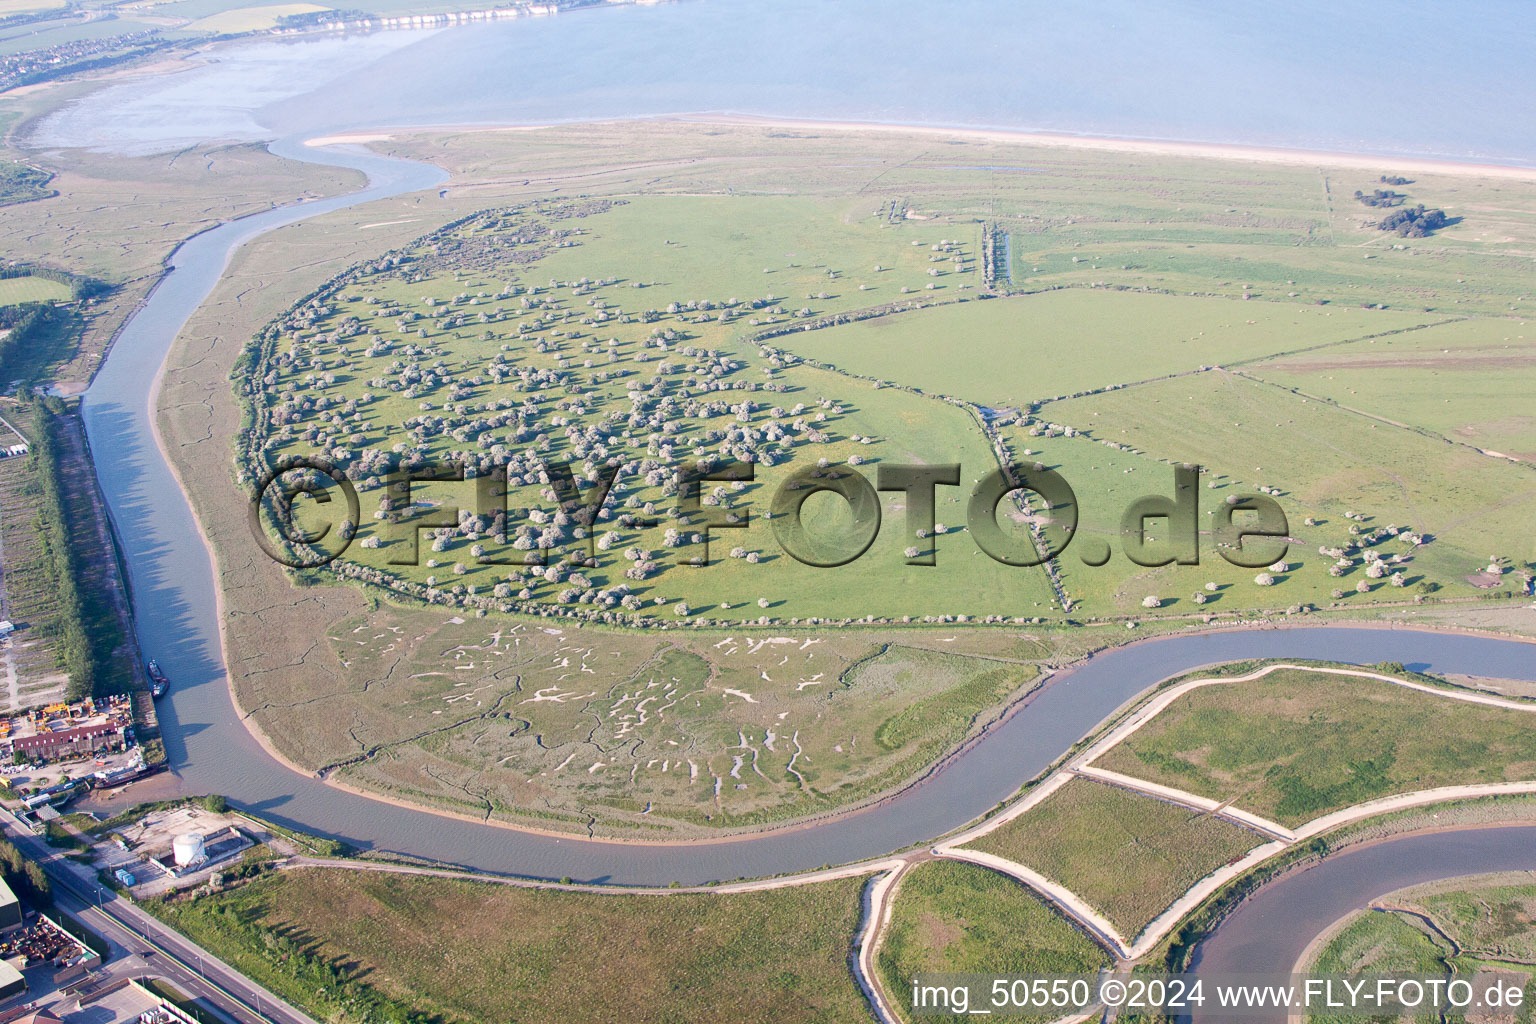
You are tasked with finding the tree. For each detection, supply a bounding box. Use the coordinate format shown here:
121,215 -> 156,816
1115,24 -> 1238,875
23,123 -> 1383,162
22,862 -> 49,906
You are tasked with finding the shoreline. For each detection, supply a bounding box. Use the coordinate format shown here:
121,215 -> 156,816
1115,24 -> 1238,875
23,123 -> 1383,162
305,112 -> 1536,179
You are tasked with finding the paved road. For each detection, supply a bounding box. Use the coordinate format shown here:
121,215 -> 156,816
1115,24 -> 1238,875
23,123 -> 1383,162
0,809 -> 318,1024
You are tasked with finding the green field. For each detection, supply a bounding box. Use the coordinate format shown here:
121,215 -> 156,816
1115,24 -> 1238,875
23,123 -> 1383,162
993,426 -> 1414,617
964,777 -> 1263,939
1250,317 -> 1536,459
877,860 -> 1108,1024
0,276 -> 70,306
147,868 -> 869,1024
0,0 -> 64,14
1045,371 -> 1536,600
775,290 -> 1432,407
1096,667 -> 1536,826
238,166 -> 1536,626
183,2 -> 329,32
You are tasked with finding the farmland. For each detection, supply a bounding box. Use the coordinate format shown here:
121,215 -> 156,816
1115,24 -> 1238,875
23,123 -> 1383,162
147,867 -> 870,1024
1096,667 -> 1536,826
1044,370 -> 1536,611
235,126 -> 1536,630
1249,316 -> 1536,459
876,860 -> 1108,1024
776,289 -> 1432,408
0,275 -> 70,305
963,777 -> 1263,939
182,3 -> 329,33
0,0 -> 65,13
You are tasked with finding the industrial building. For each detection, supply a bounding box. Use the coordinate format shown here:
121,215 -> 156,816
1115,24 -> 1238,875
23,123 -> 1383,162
6,724 -> 125,762
0,697 -> 132,763
0,879 -> 19,931
0,958 -> 22,1003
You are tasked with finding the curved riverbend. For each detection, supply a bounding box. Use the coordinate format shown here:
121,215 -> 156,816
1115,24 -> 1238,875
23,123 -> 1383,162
1188,825 -> 1536,1022
82,138 -> 1536,886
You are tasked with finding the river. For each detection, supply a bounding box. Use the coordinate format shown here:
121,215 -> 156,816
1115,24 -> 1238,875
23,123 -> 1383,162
1188,825 -> 1536,1023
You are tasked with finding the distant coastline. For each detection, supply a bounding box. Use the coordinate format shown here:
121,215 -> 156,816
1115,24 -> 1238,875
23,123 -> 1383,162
308,112 -> 1536,179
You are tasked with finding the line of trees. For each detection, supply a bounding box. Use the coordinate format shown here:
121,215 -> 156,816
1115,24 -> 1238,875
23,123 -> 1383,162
0,835 -> 50,906
28,399 -> 99,700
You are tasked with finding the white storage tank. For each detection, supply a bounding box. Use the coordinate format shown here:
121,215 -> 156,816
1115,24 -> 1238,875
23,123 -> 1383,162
172,832 -> 207,867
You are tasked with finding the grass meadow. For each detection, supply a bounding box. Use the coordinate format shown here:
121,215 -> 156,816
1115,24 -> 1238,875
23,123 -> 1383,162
0,275 -> 70,305
1045,371 -> 1536,603
1096,668 -> 1536,826
777,290 -> 1432,407
149,867 -> 869,1024
877,859 -> 1109,1024
1306,909 -> 1449,979
965,777 -> 1263,939
256,195 -> 1062,623
1250,316 -> 1536,459
1395,875 -> 1536,963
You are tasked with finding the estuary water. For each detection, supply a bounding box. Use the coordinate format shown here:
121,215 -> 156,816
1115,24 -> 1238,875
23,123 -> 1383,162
30,0 -> 1536,165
